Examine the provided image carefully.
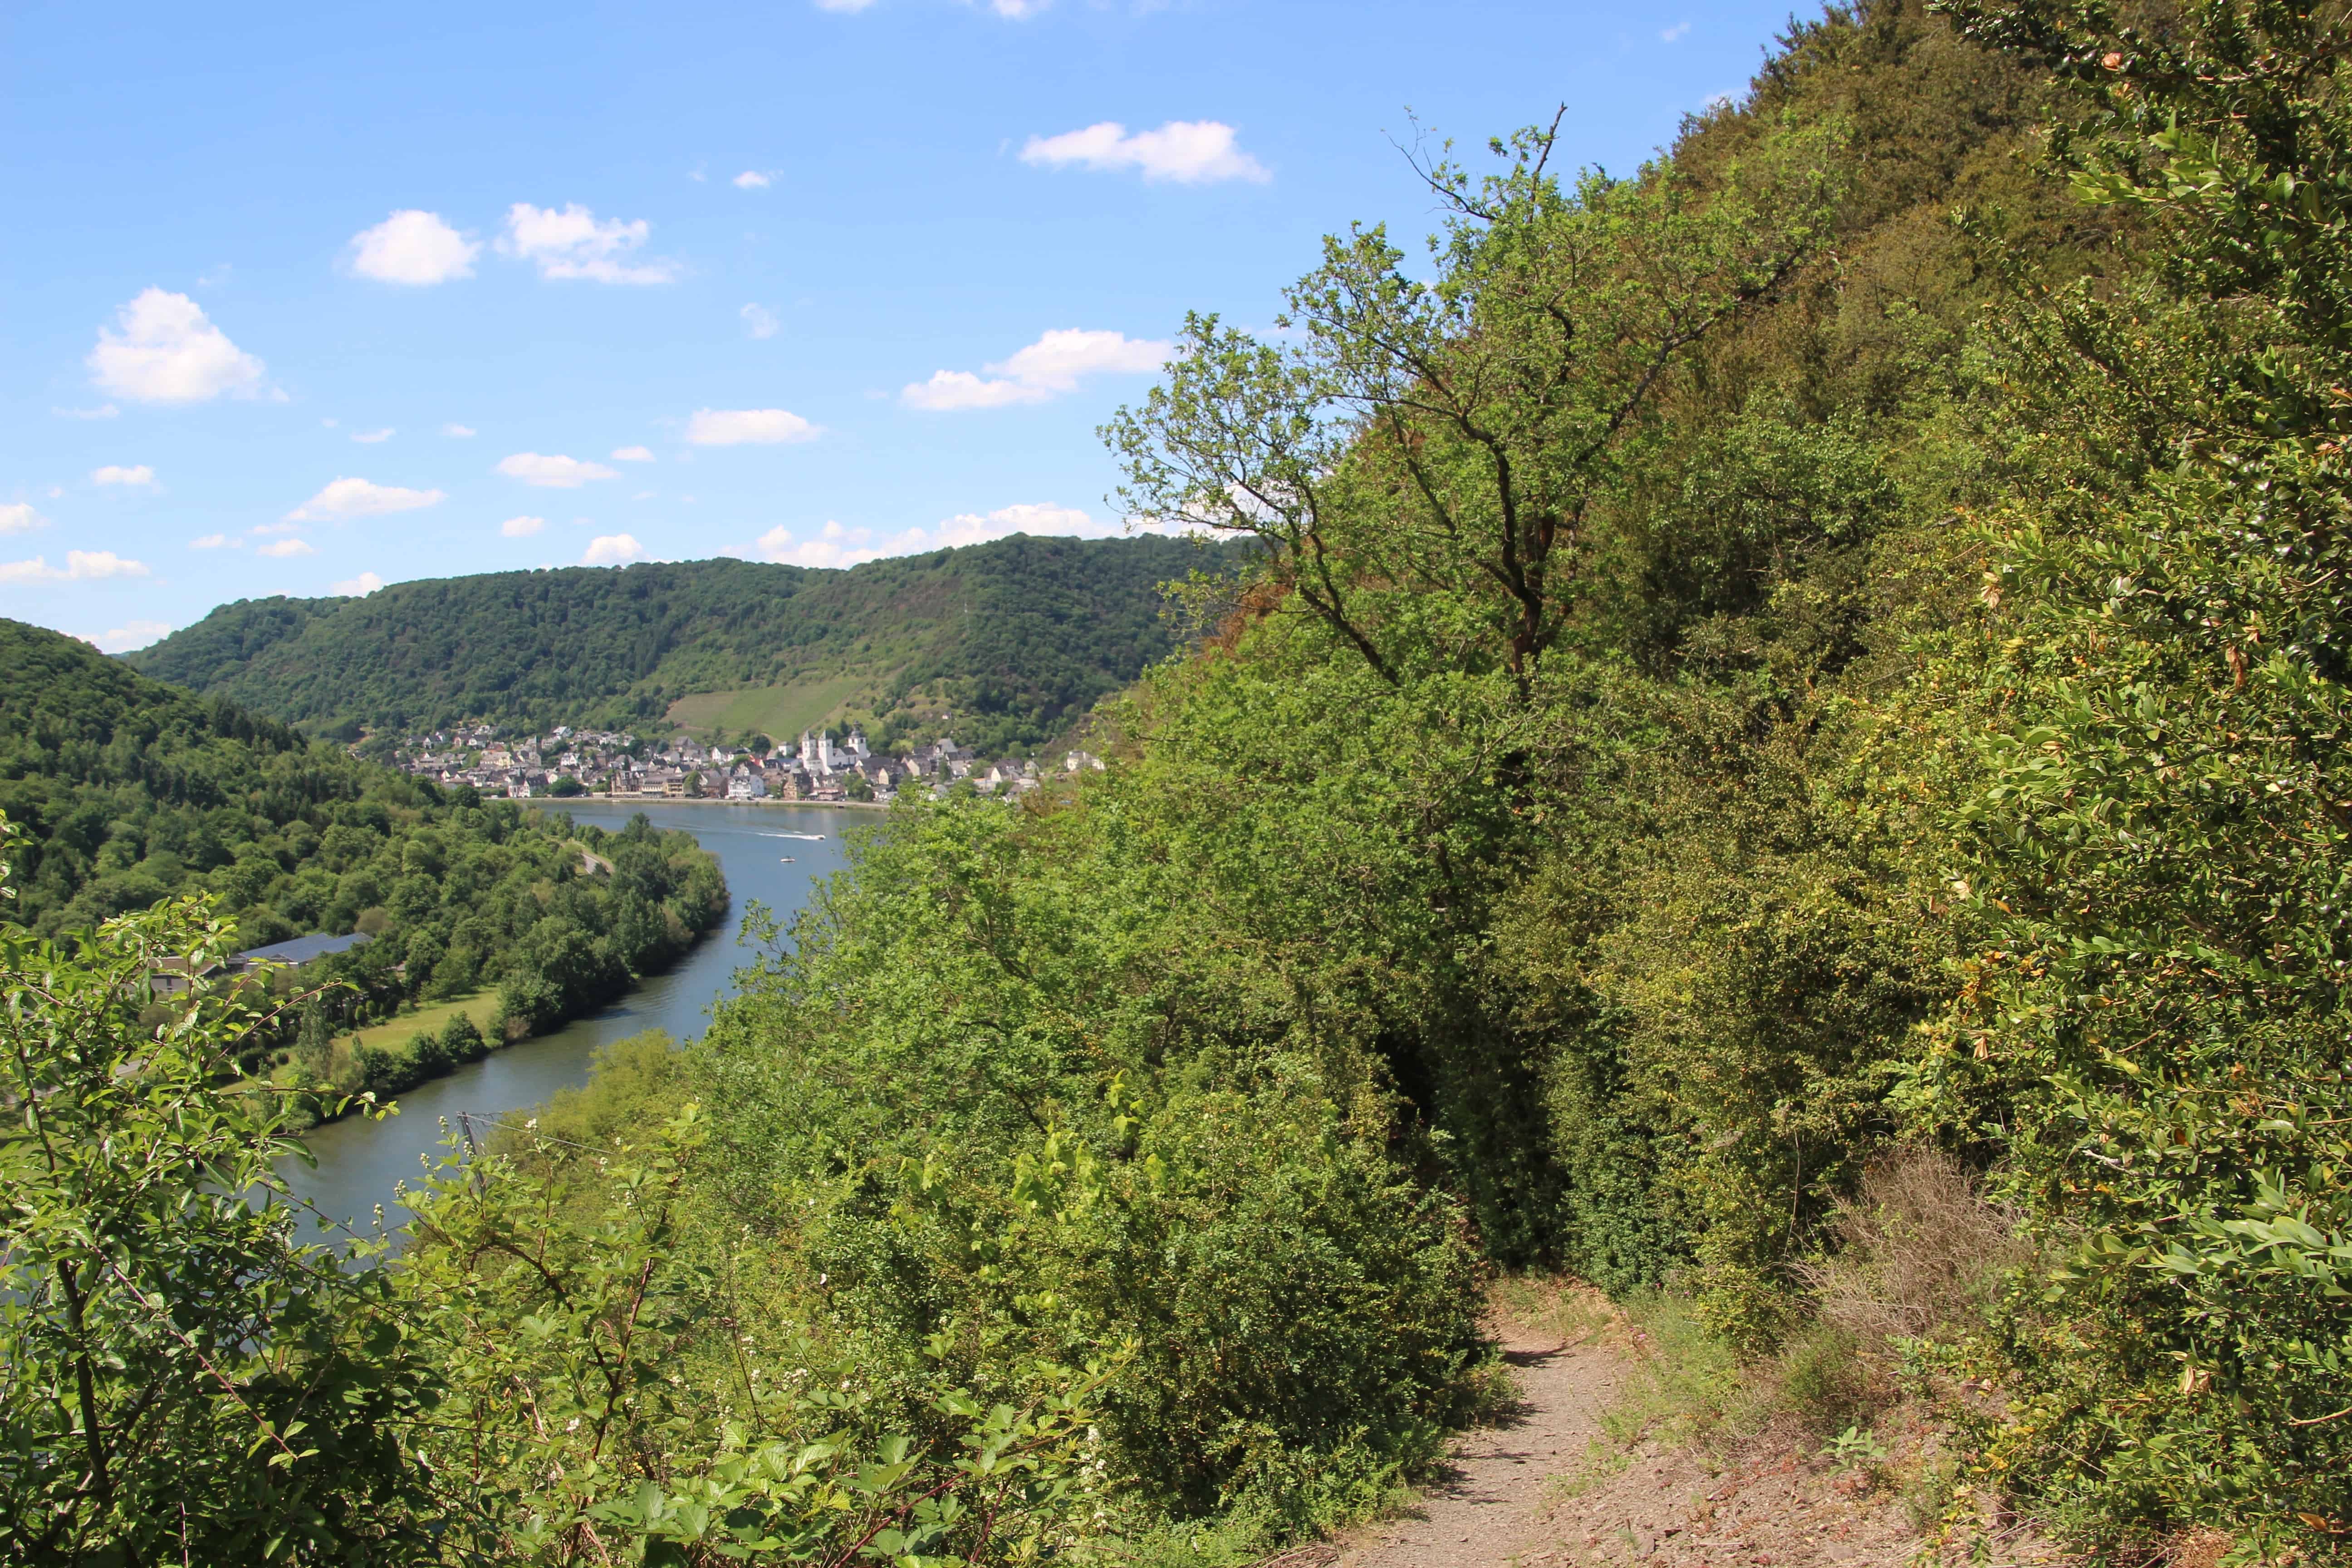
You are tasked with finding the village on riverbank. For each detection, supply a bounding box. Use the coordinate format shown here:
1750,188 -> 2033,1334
388,723 -> 1105,806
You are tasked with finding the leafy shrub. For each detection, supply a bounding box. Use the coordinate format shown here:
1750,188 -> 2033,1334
440,1009 -> 487,1063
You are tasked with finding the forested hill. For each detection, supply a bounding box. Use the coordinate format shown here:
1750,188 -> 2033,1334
129,532 -> 1240,750
0,613 -> 723,1038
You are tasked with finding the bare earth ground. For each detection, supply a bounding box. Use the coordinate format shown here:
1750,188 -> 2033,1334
1261,1297 -> 2059,1568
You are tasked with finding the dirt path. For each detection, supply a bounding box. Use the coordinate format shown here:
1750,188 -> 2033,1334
1328,1327 -> 1622,1568
1261,1296 -> 2054,1568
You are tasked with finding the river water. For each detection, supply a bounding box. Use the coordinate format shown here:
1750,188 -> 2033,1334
279,800 -> 868,1236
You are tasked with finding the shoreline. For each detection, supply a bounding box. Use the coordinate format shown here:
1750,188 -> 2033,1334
529,794 -> 889,812
288,871 -> 735,1129
288,927 -> 719,1131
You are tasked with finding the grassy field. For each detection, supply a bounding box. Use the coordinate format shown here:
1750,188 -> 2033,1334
349,990 -> 496,1056
666,675 -> 867,742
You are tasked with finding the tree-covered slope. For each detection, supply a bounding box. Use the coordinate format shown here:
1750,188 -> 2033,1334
0,617 -> 724,1064
130,533 -> 1238,750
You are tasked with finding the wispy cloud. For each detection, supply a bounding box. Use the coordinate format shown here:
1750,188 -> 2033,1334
88,619 -> 172,653
741,303 -> 780,339
0,550 -> 151,583
331,572 -> 386,595
685,408 -> 818,446
499,203 -> 680,284
902,328 -> 1170,411
611,446 -> 656,462
190,533 -> 238,549
92,465 -> 157,487
286,477 -> 446,521
501,515 -> 546,537
1021,120 -> 1269,184
258,538 -> 315,558
1,504 -> 49,534
496,451 -> 618,487
352,427 -> 394,444
443,422 -> 477,437
583,533 -> 646,565
733,170 -> 772,189
1661,20 -> 1691,41
751,500 -> 1109,568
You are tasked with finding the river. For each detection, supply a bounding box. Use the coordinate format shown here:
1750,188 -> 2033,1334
279,800 -> 869,1237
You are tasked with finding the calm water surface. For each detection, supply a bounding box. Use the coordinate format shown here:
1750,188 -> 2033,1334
279,800 -> 867,1237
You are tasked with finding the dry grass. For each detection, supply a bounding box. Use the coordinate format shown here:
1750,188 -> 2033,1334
1795,1146 -> 2029,1393
1489,1274 -> 1621,1351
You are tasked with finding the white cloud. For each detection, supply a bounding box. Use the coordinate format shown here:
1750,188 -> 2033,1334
352,427 -> 394,444
988,0 -> 1048,15
902,327 -> 1170,411
2,503 -> 48,534
88,619 -> 172,653
0,550 -> 152,583
67,550 -> 147,579
752,501 -> 1111,568
190,533 -> 237,549
55,403 -> 118,420
1661,20 -> 1691,40
900,370 -> 1035,411
814,0 -> 878,10
733,170 -> 771,189
499,203 -> 680,284
753,519 -> 877,568
501,515 -> 546,537
685,408 -> 818,446
1020,120 -> 1269,184
497,451 -> 618,487
88,289 -> 268,403
443,422 -> 476,437
583,533 -> 645,565
331,571 -> 386,595
347,210 -> 480,284
285,477 -> 446,522
741,303 -> 780,339
610,445 -> 656,462
908,501 -> 1097,551
92,464 -> 157,488
258,538 -> 315,558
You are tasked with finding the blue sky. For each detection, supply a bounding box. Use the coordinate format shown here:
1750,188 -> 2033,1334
3,0 -> 1795,652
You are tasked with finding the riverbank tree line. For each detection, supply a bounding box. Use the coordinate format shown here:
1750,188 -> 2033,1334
0,619 -> 727,1102
5,0 -> 2350,1560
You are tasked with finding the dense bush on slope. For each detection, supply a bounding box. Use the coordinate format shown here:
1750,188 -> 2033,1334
648,0 -> 2071,1538
693,804 -> 1493,1526
1912,0 -> 2352,1544
669,0 -> 2344,1553
129,534 -> 1243,753
0,618 -> 724,1077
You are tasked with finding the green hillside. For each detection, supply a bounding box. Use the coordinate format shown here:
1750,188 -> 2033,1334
0,617 -> 723,1071
130,532 -> 1239,753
